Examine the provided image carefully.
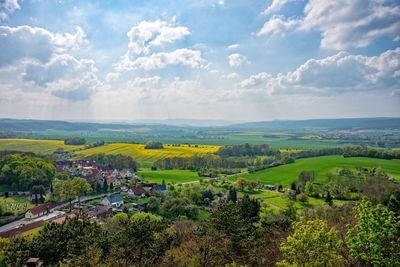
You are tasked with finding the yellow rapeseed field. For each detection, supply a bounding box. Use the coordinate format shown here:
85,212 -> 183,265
0,139 -> 85,154
73,143 -> 220,165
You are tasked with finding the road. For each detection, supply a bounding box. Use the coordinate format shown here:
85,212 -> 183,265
177,171 -> 249,185
0,194 -> 108,233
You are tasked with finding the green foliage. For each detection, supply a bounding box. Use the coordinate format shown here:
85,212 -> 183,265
296,192 -> 309,203
346,199 -> 400,266
145,141 -> 164,149
227,187 -> 237,203
0,154 -> 55,191
64,137 -> 86,145
216,143 -> 280,157
278,217 -> 343,266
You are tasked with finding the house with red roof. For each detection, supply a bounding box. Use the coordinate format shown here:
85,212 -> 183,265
120,169 -> 135,178
25,203 -> 55,219
128,185 -> 147,197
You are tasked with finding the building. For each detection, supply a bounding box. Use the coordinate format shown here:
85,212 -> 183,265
120,169 -> 135,179
25,203 -> 55,219
102,194 -> 124,208
128,185 -> 147,198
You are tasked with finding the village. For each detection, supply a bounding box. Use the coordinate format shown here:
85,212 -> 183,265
0,158 -> 273,240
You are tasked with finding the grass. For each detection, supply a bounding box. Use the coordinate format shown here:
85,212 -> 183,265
1,195 -> 34,214
230,155 -> 400,187
19,226 -> 43,239
138,168 -> 201,184
237,190 -> 281,199
0,138 -> 85,154
73,143 -> 220,165
264,196 -> 350,210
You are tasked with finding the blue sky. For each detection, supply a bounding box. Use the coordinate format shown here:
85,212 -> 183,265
0,0 -> 399,121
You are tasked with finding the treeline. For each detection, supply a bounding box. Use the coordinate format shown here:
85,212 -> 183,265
342,146 -> 400,159
84,140 -> 104,149
145,141 -> 164,149
84,153 -> 139,171
216,143 -> 280,157
64,137 -> 86,145
153,154 -> 248,170
0,154 -> 55,191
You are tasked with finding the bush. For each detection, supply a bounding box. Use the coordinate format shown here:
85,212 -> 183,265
296,192 -> 309,203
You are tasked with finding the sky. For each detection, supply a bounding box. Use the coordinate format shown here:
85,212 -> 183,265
0,0 -> 399,122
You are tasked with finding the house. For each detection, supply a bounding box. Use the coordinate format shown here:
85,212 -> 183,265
30,194 -> 45,203
102,194 -> 124,208
265,185 -> 276,190
25,203 -> 55,219
120,169 -> 135,179
152,183 -> 167,192
129,185 -> 147,197
25,258 -> 43,267
106,169 -> 119,178
51,214 -> 76,224
89,206 -> 112,218
107,177 -> 121,187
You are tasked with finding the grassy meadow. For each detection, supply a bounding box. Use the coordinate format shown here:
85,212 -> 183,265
0,139 -> 85,154
137,168 -> 201,184
73,143 -> 220,165
230,155 -> 400,187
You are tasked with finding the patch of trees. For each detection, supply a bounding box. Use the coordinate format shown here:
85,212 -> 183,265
84,140 -> 104,149
84,153 -> 139,172
64,137 -> 86,145
145,141 -> 164,149
343,146 -> 400,160
0,154 -> 56,191
216,143 -> 280,157
153,154 -> 247,171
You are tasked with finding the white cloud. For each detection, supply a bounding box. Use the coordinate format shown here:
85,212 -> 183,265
263,0 -> 297,15
128,76 -> 160,88
228,53 -> 247,67
258,0 -> 400,50
238,72 -> 270,88
115,48 -> 206,71
0,0 -> 20,21
105,72 -> 120,82
126,20 -> 190,55
257,16 -> 299,37
238,47 -> 400,95
221,73 -> 239,79
0,25 -> 87,68
228,44 -> 239,50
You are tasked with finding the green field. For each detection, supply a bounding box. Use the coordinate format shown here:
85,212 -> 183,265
138,168 -> 201,184
231,155 -> 400,187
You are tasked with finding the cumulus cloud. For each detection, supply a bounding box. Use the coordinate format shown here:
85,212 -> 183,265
0,0 -> 20,20
228,44 -> 239,50
115,48 -> 206,71
238,47 -> 400,95
0,25 -> 87,68
258,0 -> 400,50
263,0 -> 297,15
257,16 -> 299,37
128,76 -> 160,88
221,73 -> 239,79
228,53 -> 247,67
127,20 -> 190,55
238,72 -> 270,88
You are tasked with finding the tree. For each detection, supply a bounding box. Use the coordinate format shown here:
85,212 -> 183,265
388,191 -> 400,217
227,188 -> 237,203
236,177 -> 248,191
296,192 -> 308,203
278,217 -> 343,266
72,177 -> 91,207
346,199 -> 400,266
31,185 -> 45,205
325,191 -> 333,206
109,182 -> 114,191
103,178 -> 108,193
96,182 -> 102,194
60,178 -> 76,211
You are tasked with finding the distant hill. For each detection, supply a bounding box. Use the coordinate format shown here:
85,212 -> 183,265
0,117 -> 399,133
227,118 -> 400,131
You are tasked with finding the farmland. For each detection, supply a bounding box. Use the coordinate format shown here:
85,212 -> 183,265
73,143 -> 220,166
137,168 -> 201,184
230,155 -> 400,187
0,139 -> 84,154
